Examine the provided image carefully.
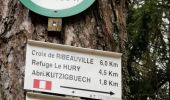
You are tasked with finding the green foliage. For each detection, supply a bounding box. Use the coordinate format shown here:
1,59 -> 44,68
127,0 -> 169,99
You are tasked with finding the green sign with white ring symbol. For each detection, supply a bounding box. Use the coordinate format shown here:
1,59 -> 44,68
20,0 -> 95,17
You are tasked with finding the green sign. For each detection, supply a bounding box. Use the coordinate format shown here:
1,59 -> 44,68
20,0 -> 95,17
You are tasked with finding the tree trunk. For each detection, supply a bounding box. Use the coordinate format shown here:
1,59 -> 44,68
0,0 -> 129,100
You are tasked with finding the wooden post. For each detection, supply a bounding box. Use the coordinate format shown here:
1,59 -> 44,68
48,18 -> 62,31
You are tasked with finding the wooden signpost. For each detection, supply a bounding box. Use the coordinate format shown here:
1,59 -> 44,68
48,18 -> 62,31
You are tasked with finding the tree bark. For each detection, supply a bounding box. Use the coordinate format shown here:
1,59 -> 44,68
0,0 -> 129,100
168,9 -> 170,100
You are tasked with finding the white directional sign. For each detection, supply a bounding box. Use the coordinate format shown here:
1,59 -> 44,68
24,40 -> 122,100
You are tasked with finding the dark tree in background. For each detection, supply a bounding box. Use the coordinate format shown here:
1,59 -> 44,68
0,0 -> 129,100
127,0 -> 169,99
